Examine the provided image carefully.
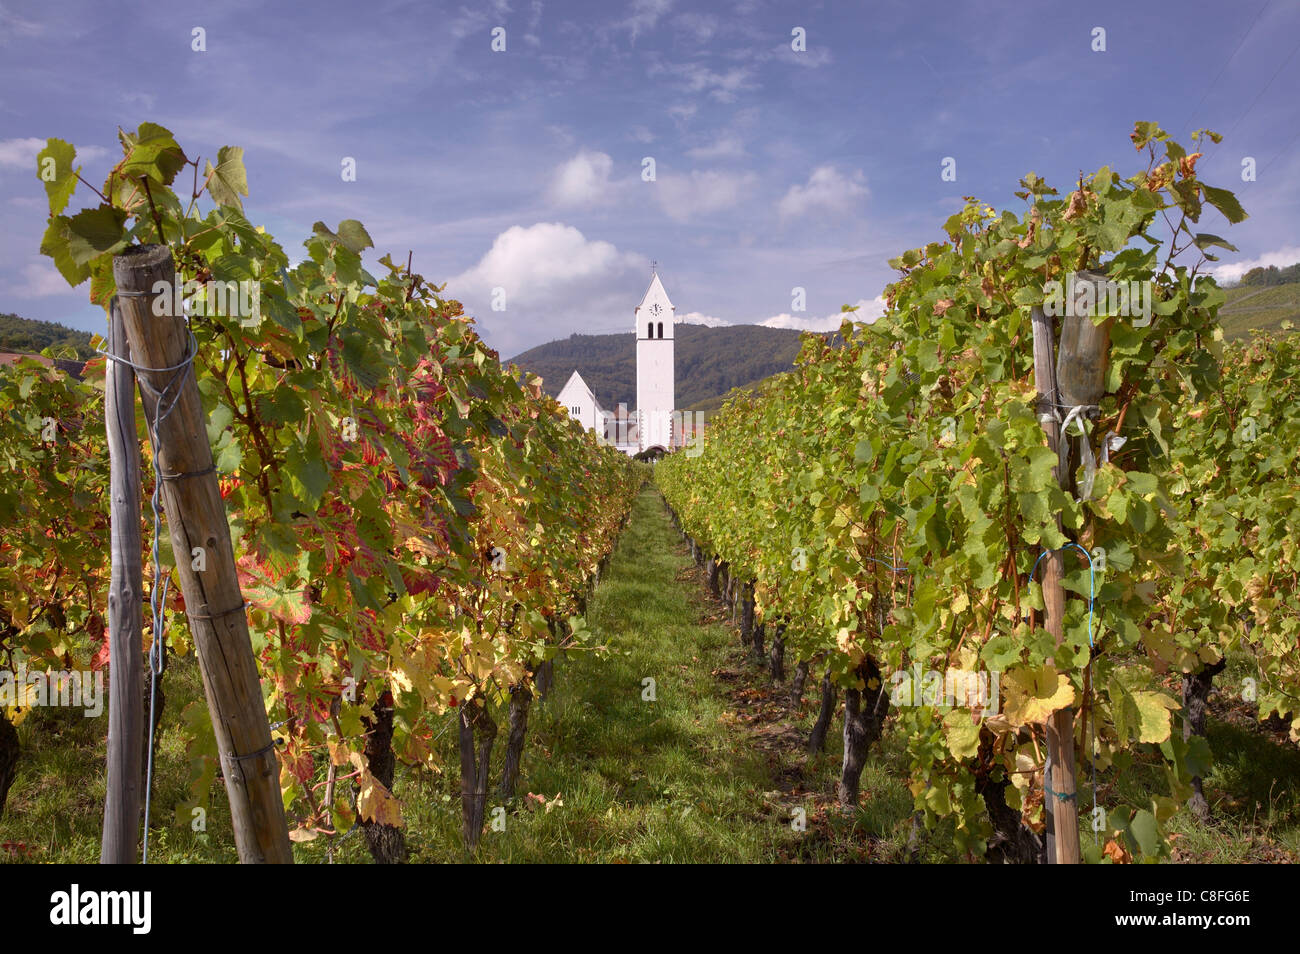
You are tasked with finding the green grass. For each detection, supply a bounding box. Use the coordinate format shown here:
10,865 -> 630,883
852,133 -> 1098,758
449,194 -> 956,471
3,488 -> 1298,863
0,666 -> 242,863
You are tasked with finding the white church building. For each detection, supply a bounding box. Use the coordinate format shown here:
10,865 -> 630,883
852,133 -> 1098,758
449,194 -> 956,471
556,270 -> 678,456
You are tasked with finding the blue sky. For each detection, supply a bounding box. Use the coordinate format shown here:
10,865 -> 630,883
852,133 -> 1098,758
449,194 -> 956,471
1,0 -> 1298,358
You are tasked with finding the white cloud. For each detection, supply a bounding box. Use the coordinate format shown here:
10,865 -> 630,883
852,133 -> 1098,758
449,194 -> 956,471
686,135 -> 744,160
759,296 -> 886,332
683,65 -> 754,102
853,296 -> 888,322
667,102 -> 697,124
772,41 -> 833,68
447,0 -> 511,41
449,223 -> 652,356
653,62 -> 756,103
446,225 -> 657,354
0,137 -> 111,171
547,150 -> 615,207
656,169 -> 756,222
1208,245 -> 1300,284
0,5 -> 43,45
123,91 -> 158,112
10,261 -> 74,298
450,223 -> 642,301
629,125 -> 656,143
673,12 -> 719,42
679,311 -> 731,327
778,165 -> 868,219
620,0 -> 672,42
524,0 -> 543,46
0,137 -> 45,169
677,297 -> 889,331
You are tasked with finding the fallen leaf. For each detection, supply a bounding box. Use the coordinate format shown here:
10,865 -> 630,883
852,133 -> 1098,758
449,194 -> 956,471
1103,839 -> 1131,864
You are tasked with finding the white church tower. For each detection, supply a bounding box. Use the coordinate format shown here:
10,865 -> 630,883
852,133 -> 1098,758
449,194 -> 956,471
635,269 -> 675,452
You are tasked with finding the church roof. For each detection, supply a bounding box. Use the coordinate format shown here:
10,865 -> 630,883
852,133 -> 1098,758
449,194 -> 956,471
560,369 -> 589,392
557,369 -> 605,414
634,272 -> 674,313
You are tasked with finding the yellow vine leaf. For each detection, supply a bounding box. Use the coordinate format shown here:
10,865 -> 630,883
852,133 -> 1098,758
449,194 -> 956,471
943,709 -> 981,759
350,749 -> 403,826
1128,690 -> 1179,744
1001,665 -> 1075,724
327,738 -> 350,767
356,774 -> 404,828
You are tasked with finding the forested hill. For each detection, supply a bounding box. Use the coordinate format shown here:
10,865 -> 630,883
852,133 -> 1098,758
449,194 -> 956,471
0,313 -> 96,359
508,323 -> 812,410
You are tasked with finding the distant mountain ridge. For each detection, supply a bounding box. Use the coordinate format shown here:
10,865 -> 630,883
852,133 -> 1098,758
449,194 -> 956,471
507,323 -> 812,411
0,313 -> 96,359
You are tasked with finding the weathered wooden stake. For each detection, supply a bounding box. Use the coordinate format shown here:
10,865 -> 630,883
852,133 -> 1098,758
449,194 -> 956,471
101,299 -> 144,864
113,245 -> 292,864
1031,302 -> 1080,865
1055,270 -> 1112,409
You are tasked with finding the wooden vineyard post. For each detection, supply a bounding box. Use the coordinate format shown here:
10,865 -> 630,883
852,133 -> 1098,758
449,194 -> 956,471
101,299 -> 144,863
1055,270 -> 1113,413
1030,303 -> 1079,865
112,245 -> 293,864
1031,270 -> 1113,864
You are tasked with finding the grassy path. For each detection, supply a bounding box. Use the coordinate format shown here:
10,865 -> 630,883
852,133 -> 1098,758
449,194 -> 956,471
367,483 -> 926,861
400,485 -> 839,862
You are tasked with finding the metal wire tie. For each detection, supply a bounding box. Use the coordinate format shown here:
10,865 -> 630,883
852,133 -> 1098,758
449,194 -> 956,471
157,464 -> 218,481
189,601 -> 248,621
225,739 -> 278,763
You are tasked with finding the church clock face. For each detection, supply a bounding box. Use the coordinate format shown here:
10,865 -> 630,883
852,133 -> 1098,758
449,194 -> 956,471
649,303 -> 663,316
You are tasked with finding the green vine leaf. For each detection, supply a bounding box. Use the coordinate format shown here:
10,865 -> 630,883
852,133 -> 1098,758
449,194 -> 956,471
37,139 -> 79,216
205,145 -> 249,211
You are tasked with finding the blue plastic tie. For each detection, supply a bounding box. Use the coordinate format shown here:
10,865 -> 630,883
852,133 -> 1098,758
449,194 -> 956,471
1026,542 -> 1096,649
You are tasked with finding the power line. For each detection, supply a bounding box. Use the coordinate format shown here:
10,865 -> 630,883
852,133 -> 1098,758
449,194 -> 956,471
1180,1 -> 1271,134
1223,31 -> 1300,143
1259,122 -> 1300,175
